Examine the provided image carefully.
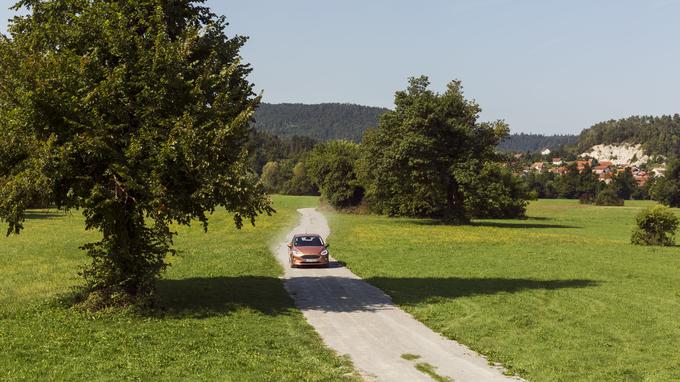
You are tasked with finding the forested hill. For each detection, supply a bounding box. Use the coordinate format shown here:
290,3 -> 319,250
577,114 -> 680,157
498,133 -> 578,152
253,103 -> 389,142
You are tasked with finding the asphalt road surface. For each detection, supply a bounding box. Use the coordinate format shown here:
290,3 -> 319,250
274,208 -> 523,382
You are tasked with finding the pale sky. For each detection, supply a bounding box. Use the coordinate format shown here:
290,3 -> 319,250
2,0 -> 679,134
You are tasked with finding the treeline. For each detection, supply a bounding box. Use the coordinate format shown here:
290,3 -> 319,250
524,162 -> 680,208
253,103 -> 389,142
524,164 -> 642,201
252,77 -> 532,221
498,133 -> 578,152
577,114 -> 680,157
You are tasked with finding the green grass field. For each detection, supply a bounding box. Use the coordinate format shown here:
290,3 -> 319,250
328,199 -> 680,382
0,195 -> 357,382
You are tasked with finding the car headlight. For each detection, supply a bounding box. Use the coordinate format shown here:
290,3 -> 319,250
320,249 -> 328,256
292,250 -> 302,256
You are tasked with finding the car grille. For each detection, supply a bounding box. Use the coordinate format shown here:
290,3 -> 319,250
302,255 -> 319,260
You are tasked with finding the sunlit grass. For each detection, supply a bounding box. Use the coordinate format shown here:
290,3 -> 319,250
0,195 -> 357,381
328,199 -> 680,382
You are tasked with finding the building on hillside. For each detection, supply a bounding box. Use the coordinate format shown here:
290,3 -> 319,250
634,172 -> 650,187
575,159 -> 593,172
550,166 -> 568,175
599,172 -> 614,184
593,163 -> 612,175
552,157 -> 563,165
541,148 -> 551,156
531,162 -> 546,172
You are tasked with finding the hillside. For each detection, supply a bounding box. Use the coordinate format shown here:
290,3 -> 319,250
253,103 -> 389,142
577,114 -> 680,158
498,133 -> 578,152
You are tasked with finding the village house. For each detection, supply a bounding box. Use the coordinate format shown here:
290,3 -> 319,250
552,157 -> 563,165
593,163 -> 612,175
550,166 -> 568,175
575,159 -> 593,171
531,162 -> 546,172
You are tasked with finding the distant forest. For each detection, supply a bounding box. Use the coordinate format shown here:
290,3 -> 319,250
252,104 -> 680,158
577,115 -> 680,157
497,133 -> 578,152
253,103 -> 389,142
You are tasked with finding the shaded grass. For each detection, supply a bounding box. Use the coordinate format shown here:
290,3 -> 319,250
0,195 -> 358,381
328,199 -> 680,382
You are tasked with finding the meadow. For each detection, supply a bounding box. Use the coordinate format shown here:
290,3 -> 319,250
0,195 -> 357,381
328,199 -> 680,382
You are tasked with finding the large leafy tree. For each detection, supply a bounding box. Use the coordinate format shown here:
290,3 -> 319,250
613,168 -> 637,200
360,76 -> 512,222
0,0 -> 272,304
305,140 -> 363,209
650,159 -> 680,207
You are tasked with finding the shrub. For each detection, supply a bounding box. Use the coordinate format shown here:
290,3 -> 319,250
305,140 -> 364,209
595,188 -> 624,206
579,193 -> 594,205
631,205 -> 679,246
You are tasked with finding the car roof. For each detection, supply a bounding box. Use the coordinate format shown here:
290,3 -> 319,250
293,233 -> 321,238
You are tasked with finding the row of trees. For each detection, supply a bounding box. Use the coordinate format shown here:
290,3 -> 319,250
522,160 -> 680,208
524,164 -> 640,200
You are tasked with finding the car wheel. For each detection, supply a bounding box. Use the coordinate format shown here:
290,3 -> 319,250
289,257 -> 296,268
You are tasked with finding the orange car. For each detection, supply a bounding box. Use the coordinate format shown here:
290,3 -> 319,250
288,234 -> 330,268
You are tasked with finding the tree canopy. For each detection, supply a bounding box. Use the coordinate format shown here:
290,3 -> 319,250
360,76 -> 520,222
0,0 -> 272,306
306,140 -> 363,209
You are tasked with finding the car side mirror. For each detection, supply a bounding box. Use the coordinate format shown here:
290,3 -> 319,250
287,243 -> 292,248
325,243 -> 330,248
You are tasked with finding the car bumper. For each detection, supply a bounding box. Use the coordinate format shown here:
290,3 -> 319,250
291,256 -> 329,266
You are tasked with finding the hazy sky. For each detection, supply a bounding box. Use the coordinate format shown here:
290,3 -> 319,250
1,0 -> 679,134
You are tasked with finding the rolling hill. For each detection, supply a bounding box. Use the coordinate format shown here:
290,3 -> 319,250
253,103 -> 389,142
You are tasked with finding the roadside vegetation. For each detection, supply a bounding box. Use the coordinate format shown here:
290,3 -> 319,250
0,195 -> 357,381
328,199 -> 680,381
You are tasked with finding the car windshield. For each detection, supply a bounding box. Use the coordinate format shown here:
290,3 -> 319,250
294,236 -> 324,247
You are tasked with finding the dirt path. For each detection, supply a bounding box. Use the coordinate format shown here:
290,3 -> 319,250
274,208 -> 523,382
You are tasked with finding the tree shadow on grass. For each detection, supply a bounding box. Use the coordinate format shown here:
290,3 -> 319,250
409,218 -> 579,229
153,276 -> 296,319
366,277 -> 599,307
469,221 -> 581,229
151,275 -> 599,317
24,210 -> 66,219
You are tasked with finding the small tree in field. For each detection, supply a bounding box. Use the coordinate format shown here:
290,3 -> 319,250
631,205 -> 679,246
0,0 -> 272,306
595,188 -> 624,206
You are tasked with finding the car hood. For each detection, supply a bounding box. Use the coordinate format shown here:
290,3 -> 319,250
293,246 -> 326,255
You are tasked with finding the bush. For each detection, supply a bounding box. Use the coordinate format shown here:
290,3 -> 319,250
595,188 -> 624,206
305,140 -> 364,209
631,205 -> 679,246
579,193 -> 594,205
460,162 -> 530,219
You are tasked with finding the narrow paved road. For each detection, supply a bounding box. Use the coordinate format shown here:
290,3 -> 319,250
274,208 -> 523,382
